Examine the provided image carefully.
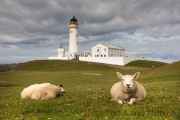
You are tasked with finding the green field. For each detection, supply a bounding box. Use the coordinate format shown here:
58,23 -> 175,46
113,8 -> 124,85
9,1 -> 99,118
0,60 -> 180,120
125,60 -> 168,68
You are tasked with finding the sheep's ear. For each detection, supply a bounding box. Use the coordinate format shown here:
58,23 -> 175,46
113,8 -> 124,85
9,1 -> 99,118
116,72 -> 123,80
60,84 -> 63,87
133,72 -> 140,80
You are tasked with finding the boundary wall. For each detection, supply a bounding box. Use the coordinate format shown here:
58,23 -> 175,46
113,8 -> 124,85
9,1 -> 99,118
79,57 -> 145,66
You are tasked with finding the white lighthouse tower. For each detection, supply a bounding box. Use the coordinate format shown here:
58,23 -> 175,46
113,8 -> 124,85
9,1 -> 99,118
68,16 -> 78,58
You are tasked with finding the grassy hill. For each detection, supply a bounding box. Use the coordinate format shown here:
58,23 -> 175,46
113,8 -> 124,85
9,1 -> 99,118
15,60 -> 114,71
139,60 -> 180,82
15,60 -> 168,71
0,60 -> 179,119
125,60 -> 168,68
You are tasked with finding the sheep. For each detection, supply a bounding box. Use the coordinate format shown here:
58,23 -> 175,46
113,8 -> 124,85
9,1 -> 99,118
21,83 -> 65,100
110,72 -> 146,105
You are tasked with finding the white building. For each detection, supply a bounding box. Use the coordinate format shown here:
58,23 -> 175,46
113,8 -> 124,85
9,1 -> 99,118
79,43 -> 145,66
48,16 -> 146,65
92,43 -> 124,57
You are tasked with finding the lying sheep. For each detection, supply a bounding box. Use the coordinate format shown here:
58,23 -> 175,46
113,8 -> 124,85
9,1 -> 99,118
21,83 -> 65,100
110,72 -> 146,105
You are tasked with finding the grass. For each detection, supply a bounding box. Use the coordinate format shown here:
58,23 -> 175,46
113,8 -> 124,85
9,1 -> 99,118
15,60 -> 114,71
0,60 -> 179,120
125,60 -> 168,68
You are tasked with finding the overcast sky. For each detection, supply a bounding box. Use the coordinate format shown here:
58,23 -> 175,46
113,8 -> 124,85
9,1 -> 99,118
0,0 -> 180,64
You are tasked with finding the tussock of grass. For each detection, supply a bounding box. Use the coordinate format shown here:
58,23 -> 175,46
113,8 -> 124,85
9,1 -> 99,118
0,60 -> 179,119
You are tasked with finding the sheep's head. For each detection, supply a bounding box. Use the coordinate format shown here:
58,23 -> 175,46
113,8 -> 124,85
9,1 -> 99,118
116,72 -> 140,88
60,84 -> 66,96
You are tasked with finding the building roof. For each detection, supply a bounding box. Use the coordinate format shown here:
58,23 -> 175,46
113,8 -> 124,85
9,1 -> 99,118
93,43 -> 125,50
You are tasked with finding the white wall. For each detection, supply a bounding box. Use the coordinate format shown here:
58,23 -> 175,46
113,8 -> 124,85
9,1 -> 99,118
48,57 -> 71,60
79,57 -> 123,65
57,48 -> 65,57
79,56 -> 146,66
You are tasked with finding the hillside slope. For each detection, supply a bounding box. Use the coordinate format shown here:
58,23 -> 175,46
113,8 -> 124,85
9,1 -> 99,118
15,60 -> 169,71
15,60 -> 114,71
125,60 -> 168,68
139,61 -> 180,82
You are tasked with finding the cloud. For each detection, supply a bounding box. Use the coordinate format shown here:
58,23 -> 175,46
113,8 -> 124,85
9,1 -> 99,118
9,45 -> 19,49
0,0 -> 180,63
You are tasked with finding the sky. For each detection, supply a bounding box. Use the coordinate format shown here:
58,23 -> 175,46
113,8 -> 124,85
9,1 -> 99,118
0,0 -> 180,64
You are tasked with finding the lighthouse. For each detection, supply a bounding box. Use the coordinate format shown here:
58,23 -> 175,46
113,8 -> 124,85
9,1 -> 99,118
68,16 -> 78,57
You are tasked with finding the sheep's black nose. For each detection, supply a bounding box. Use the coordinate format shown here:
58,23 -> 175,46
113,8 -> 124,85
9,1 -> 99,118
126,84 -> 130,87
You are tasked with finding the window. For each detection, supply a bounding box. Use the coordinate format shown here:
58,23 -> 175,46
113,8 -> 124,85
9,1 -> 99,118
104,48 -> 106,52
97,49 -> 99,52
101,55 -> 103,57
104,55 -> 106,57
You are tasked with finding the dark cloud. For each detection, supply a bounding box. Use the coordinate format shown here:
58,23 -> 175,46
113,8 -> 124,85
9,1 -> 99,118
0,0 -> 180,63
